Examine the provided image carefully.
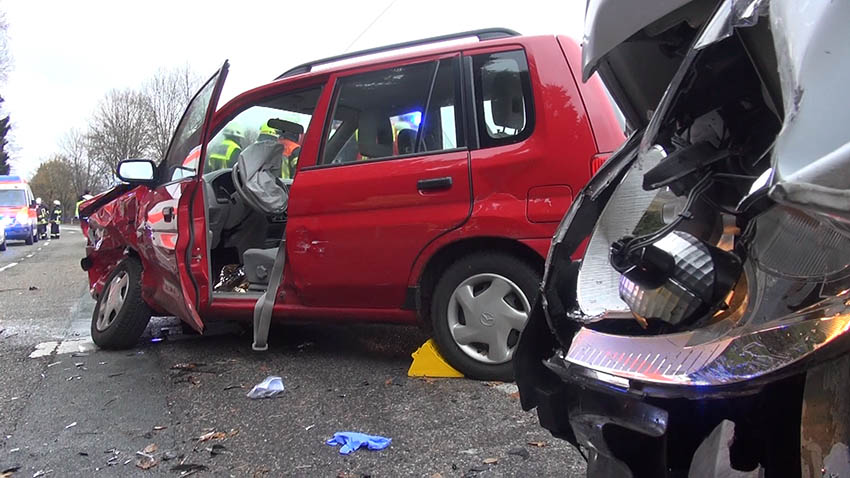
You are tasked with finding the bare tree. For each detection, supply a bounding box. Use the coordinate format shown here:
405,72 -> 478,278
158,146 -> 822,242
142,64 -> 201,161
60,128 -> 109,195
0,9 -> 11,84
86,89 -> 151,176
29,156 -> 76,215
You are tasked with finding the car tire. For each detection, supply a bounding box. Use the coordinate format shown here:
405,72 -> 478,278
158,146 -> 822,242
431,252 -> 540,381
90,258 -> 152,349
0,240 -> 6,251
33,230 -> 38,243
25,230 -> 33,245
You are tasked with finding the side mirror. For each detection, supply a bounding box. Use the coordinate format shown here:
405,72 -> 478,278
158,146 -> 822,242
116,159 -> 156,184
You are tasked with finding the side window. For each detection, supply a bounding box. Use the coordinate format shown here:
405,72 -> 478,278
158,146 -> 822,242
321,57 -> 464,165
471,50 -> 534,147
203,87 -> 322,179
159,71 -> 222,183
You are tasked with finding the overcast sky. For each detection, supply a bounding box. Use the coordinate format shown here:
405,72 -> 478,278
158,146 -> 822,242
3,0 -> 584,178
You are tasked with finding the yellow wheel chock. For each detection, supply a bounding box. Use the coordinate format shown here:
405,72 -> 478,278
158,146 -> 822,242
407,339 -> 464,378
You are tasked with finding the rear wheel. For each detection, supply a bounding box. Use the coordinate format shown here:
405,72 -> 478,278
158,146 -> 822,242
431,252 -> 540,381
0,239 -> 6,251
91,258 -> 152,349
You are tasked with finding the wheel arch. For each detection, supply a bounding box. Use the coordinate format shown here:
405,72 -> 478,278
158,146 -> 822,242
415,236 -> 545,328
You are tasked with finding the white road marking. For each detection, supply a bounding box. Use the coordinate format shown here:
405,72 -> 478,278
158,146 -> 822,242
55,338 -> 96,355
29,341 -> 59,358
0,262 -> 18,272
29,339 -> 97,359
25,253 -> 33,258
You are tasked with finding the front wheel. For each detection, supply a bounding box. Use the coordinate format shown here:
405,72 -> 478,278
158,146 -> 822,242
431,252 -> 540,381
91,258 -> 152,349
25,229 -> 33,245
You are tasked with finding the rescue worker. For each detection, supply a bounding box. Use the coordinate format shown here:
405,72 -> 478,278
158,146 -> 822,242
36,198 -> 49,240
279,131 -> 301,180
207,123 -> 245,170
74,190 -> 91,223
50,200 -> 62,239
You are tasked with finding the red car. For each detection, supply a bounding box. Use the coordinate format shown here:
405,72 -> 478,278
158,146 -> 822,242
79,29 -> 623,380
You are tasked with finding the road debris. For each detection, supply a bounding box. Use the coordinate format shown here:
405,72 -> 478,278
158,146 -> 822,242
171,464 -> 208,473
78,452 -> 89,457
246,376 -> 284,399
208,444 -> 227,456
66,375 -> 81,381
142,443 -> 158,454
459,448 -> 479,455
224,384 -> 243,391
482,457 -> 499,465
161,450 -> 178,461
28,286 -> 38,291
31,470 -> 52,478
198,429 -> 237,442
70,352 -> 89,357
64,422 -> 77,429
305,424 -> 315,431
507,447 -> 530,459
135,451 -> 157,470
107,372 -> 124,378
46,361 -> 61,368
326,432 -> 391,455
527,441 -> 547,447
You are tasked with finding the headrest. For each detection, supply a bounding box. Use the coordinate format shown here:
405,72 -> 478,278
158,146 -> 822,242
358,110 -> 393,158
397,129 -> 417,155
490,71 -> 525,131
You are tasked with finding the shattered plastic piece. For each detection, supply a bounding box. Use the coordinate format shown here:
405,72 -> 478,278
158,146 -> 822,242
326,432 -> 391,455
482,458 -> 499,465
32,470 -> 52,478
142,443 -> 158,454
71,352 -> 89,357
171,464 -> 208,473
527,441 -> 547,447
65,422 -> 77,429
246,376 -> 284,399
305,424 -> 315,431
152,426 -> 167,431
208,444 -> 226,456
161,450 -> 178,461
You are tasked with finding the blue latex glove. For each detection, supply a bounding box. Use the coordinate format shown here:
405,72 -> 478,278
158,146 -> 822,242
326,431 -> 392,455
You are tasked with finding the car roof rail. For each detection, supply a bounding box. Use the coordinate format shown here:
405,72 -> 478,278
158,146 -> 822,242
276,27 -> 520,80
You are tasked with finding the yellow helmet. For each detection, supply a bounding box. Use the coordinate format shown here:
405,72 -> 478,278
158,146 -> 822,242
259,122 -> 280,138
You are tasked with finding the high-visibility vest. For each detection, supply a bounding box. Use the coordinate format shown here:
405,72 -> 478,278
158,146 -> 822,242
280,138 -> 300,180
208,139 -> 242,170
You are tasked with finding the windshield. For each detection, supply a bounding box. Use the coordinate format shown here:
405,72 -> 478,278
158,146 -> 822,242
0,189 -> 27,207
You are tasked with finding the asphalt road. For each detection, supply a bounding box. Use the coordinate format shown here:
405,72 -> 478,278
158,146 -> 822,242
0,228 -> 585,477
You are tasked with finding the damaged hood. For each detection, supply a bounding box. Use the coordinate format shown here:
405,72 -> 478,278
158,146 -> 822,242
583,0 -> 716,129
767,0 -> 850,224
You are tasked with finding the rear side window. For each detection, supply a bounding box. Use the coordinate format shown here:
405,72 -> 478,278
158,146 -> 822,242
321,57 -> 464,165
471,50 -> 534,147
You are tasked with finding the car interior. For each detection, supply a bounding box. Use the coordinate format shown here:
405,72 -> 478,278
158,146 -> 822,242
202,88 -> 321,296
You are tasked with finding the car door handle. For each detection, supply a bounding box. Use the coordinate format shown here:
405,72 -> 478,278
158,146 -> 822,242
417,177 -> 452,191
163,206 -> 174,222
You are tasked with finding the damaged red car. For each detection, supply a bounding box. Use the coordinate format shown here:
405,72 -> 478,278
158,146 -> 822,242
79,29 -> 623,380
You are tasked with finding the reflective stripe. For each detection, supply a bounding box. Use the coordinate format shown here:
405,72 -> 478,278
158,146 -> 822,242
208,139 -> 241,169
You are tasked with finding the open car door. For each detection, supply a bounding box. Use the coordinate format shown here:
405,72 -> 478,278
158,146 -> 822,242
138,61 -> 229,332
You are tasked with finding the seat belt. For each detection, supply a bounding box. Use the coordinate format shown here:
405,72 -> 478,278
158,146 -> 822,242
252,237 -> 286,351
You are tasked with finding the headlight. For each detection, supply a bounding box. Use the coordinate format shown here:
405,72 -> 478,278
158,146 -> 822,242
15,210 -> 28,224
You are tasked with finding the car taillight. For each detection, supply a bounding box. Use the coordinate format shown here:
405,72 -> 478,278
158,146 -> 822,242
591,153 -> 611,176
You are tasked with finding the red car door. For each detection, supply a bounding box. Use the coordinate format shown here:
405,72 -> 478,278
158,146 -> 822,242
286,54 -> 471,309
136,62 -> 228,332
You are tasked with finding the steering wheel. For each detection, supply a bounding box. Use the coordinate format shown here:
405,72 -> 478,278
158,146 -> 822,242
230,142 -> 290,217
